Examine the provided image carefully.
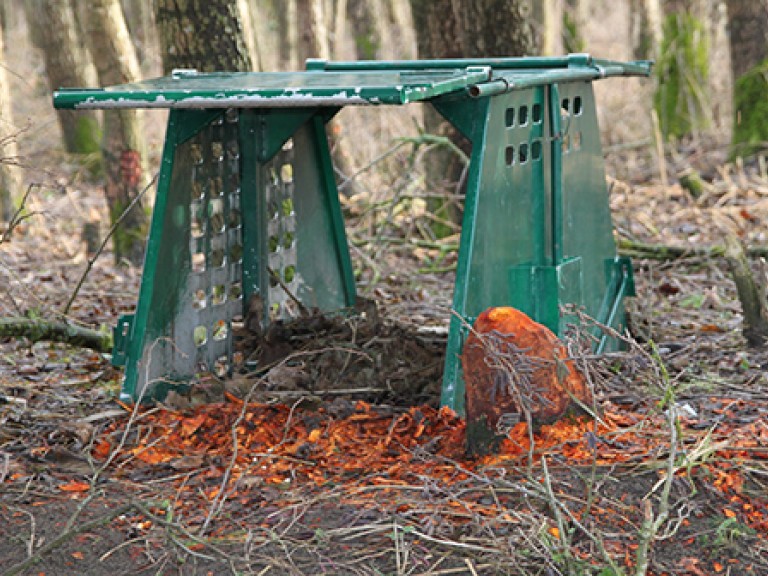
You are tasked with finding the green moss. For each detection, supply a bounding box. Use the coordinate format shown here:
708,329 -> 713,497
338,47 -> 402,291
73,115 -> 102,155
653,13 -> 710,140
731,58 -> 768,159
354,34 -> 379,60
562,11 -> 585,54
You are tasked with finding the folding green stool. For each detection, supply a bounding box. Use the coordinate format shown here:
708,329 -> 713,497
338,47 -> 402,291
53,54 -> 651,413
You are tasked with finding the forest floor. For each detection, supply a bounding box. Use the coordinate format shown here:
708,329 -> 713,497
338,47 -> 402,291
3,140 -> 768,576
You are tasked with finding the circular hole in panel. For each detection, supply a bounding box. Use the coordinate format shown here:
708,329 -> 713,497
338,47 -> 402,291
282,198 -> 294,216
193,326 -> 208,347
269,274 -> 279,288
269,302 -> 281,320
211,142 -> 224,162
505,107 -> 515,127
532,103 -> 542,124
192,252 -> 206,273
209,199 -> 225,232
573,96 -> 583,115
225,108 -> 238,123
191,215 -> 204,239
505,146 -> 515,166
269,199 -> 280,219
226,141 -> 239,160
283,232 -> 295,249
230,242 -> 243,262
280,163 -> 294,183
229,282 -> 243,300
518,105 -> 529,126
284,265 -> 296,283
190,143 -> 204,165
518,143 -> 529,164
531,140 -> 542,161
210,213 -> 225,234
210,248 -> 226,268
209,176 -> 223,198
269,235 -> 279,253
192,180 -> 203,200
213,320 -> 228,341
229,208 -> 241,228
214,355 -> 229,377
562,98 -> 570,112
193,289 -> 207,310
212,284 -> 227,305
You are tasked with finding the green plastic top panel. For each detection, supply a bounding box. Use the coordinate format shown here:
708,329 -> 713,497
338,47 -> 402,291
54,54 -> 651,111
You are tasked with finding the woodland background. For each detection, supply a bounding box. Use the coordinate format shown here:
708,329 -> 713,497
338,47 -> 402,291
0,0 -> 765,261
1,2 -> 768,576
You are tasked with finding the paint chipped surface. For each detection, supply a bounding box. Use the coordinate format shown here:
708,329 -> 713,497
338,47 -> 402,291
54,69 -> 490,110
53,59 -> 651,111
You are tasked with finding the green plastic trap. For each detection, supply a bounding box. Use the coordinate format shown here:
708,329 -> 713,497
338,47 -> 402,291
53,54 -> 651,413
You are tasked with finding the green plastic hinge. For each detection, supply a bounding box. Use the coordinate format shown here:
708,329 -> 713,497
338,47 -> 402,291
111,314 -> 134,367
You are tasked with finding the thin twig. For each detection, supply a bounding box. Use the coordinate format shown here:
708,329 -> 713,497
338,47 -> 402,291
4,503 -> 134,576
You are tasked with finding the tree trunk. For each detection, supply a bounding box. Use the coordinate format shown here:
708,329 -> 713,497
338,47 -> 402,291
117,0 -> 161,72
155,0 -> 253,73
24,0 -> 101,155
250,0 -> 281,71
385,0 -> 417,59
0,22 -> 19,221
275,0 -> 299,69
347,0 -> 388,59
540,0 -> 563,56
83,0 -> 149,266
409,0 -> 535,234
563,0 -> 589,53
297,0 -> 330,63
725,0 -> 768,158
653,0 -> 711,140
236,0 -> 260,70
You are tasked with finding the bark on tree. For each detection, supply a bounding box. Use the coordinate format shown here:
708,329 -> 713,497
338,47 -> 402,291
409,0 -> 535,233
236,0 -> 260,70
724,0 -> 768,157
249,0 -> 281,71
155,0 -> 253,73
563,0 -> 589,53
297,0 -> 330,62
411,0 -> 535,59
653,0 -> 711,140
24,0 -> 101,155
536,0 -> 563,56
83,0 -> 150,266
724,234 -> 768,346
385,0 -> 417,59
275,0 -> 300,68
118,0 -> 161,73
347,0 -> 388,59
0,22 -> 20,221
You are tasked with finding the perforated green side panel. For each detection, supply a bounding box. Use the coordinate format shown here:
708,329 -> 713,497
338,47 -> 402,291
120,109 -> 354,400
439,82 -> 629,413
